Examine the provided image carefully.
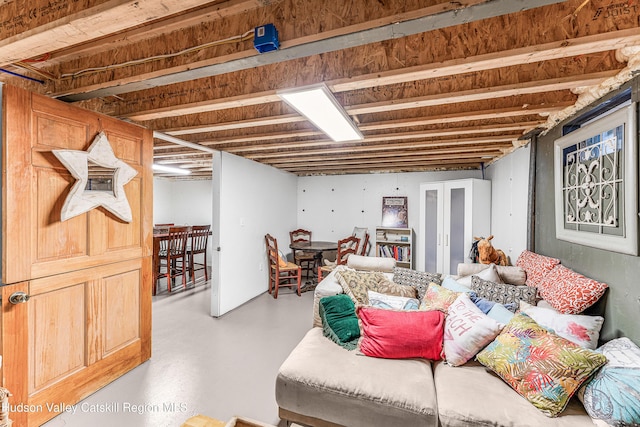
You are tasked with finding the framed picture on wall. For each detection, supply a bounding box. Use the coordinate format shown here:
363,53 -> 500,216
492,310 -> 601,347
553,103 -> 638,255
381,196 -> 408,227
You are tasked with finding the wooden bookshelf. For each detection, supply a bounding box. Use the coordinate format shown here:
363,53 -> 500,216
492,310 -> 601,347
375,227 -> 413,269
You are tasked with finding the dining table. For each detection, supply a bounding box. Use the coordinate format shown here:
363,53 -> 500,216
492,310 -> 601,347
289,240 -> 338,284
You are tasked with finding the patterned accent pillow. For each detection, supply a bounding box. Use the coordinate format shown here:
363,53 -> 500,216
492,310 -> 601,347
536,265 -> 608,315
357,306 -> 444,360
368,290 -> 419,310
519,301 -> 604,350
578,337 -> 640,426
319,295 -> 360,350
420,282 -> 461,313
476,313 -> 607,417
515,250 -> 560,288
470,275 -> 537,309
334,270 -> 387,305
375,277 -> 417,299
393,267 -> 442,299
444,293 -> 503,367
334,270 -> 415,305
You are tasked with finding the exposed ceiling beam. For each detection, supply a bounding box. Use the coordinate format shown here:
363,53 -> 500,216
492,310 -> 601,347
31,0 -> 266,67
222,123 -> 541,153
56,0 -> 567,101
347,71 -> 617,115
0,0 -> 218,67
246,136 -> 518,160
159,102 -> 571,136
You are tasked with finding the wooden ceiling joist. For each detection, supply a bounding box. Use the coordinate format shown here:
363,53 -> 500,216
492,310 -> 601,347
157,102 -> 571,137
347,71 -> 617,116
0,0 -> 218,67
221,123 -> 540,154
246,136 -> 518,160
55,0 -> 567,102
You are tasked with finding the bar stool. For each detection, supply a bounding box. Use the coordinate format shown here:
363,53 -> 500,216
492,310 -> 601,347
188,225 -> 211,283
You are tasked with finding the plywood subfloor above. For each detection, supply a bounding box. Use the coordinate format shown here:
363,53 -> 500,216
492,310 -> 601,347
1,0 -> 639,176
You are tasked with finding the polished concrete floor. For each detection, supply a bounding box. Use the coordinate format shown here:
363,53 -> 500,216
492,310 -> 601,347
42,281 -> 314,427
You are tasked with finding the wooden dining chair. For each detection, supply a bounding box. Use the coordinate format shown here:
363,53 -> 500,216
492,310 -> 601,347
265,234 -> 301,298
289,228 -> 315,278
187,225 -> 211,283
318,236 -> 361,282
156,226 -> 190,294
352,227 -> 370,256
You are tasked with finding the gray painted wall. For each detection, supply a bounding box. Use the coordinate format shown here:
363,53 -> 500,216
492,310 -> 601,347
535,78 -> 640,344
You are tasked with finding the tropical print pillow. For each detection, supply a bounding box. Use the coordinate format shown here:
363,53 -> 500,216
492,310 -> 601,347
476,313 -> 607,417
419,282 -> 461,313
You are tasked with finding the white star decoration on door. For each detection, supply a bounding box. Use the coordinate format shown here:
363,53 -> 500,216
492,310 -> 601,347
53,131 -> 138,222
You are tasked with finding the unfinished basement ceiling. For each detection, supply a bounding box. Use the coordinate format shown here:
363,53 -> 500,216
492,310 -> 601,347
1,0 -> 639,178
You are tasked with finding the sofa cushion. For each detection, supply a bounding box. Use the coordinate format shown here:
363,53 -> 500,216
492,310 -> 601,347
476,313 -> 607,417
519,301 -> 603,350
536,265 -> 608,315
456,263 -> 504,286
276,328 -> 439,427
393,267 -> 442,299
457,263 -> 527,285
433,360 -> 595,427
319,294 -> 360,350
443,293 -> 503,367
347,254 -> 396,272
516,250 -> 560,288
470,275 -> 537,308
577,337 -> 640,427
358,306 -> 444,360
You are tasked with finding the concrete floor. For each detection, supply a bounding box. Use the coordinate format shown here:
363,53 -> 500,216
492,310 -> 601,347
42,282 -> 314,427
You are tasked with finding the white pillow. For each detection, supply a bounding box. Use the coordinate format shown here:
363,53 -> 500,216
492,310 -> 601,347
519,301 -> 604,349
347,254 -> 396,272
456,263 -> 504,286
444,293 -> 504,366
367,290 -> 419,310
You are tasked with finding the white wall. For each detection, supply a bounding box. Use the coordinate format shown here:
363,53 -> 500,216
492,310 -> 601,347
297,170 -> 482,255
153,178 -> 213,227
153,178 -> 173,225
484,146 -> 531,263
212,152 -> 297,316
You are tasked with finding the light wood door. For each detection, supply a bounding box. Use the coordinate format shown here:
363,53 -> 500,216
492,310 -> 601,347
1,85 -> 153,426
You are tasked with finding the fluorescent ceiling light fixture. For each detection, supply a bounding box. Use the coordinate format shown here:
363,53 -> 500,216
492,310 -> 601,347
278,84 -> 363,142
152,164 -> 191,175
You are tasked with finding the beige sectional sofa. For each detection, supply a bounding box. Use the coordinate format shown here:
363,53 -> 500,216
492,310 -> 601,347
275,257 -> 596,427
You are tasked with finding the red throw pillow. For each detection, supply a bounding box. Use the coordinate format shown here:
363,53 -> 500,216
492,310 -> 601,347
536,265 -> 608,314
357,306 -> 444,360
516,250 -> 560,288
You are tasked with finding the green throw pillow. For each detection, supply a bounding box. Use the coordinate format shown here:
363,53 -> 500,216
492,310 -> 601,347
319,294 -> 360,351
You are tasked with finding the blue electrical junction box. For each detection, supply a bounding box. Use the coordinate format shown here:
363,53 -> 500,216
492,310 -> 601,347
254,23 -> 279,53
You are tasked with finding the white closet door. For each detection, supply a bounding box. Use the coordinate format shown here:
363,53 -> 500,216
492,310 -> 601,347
419,183 -> 444,273
444,181 -> 470,275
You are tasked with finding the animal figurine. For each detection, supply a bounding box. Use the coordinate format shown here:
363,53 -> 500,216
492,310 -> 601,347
474,235 -> 509,266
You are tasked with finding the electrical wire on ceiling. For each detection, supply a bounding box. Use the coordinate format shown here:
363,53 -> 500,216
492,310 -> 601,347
58,29 -> 255,80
